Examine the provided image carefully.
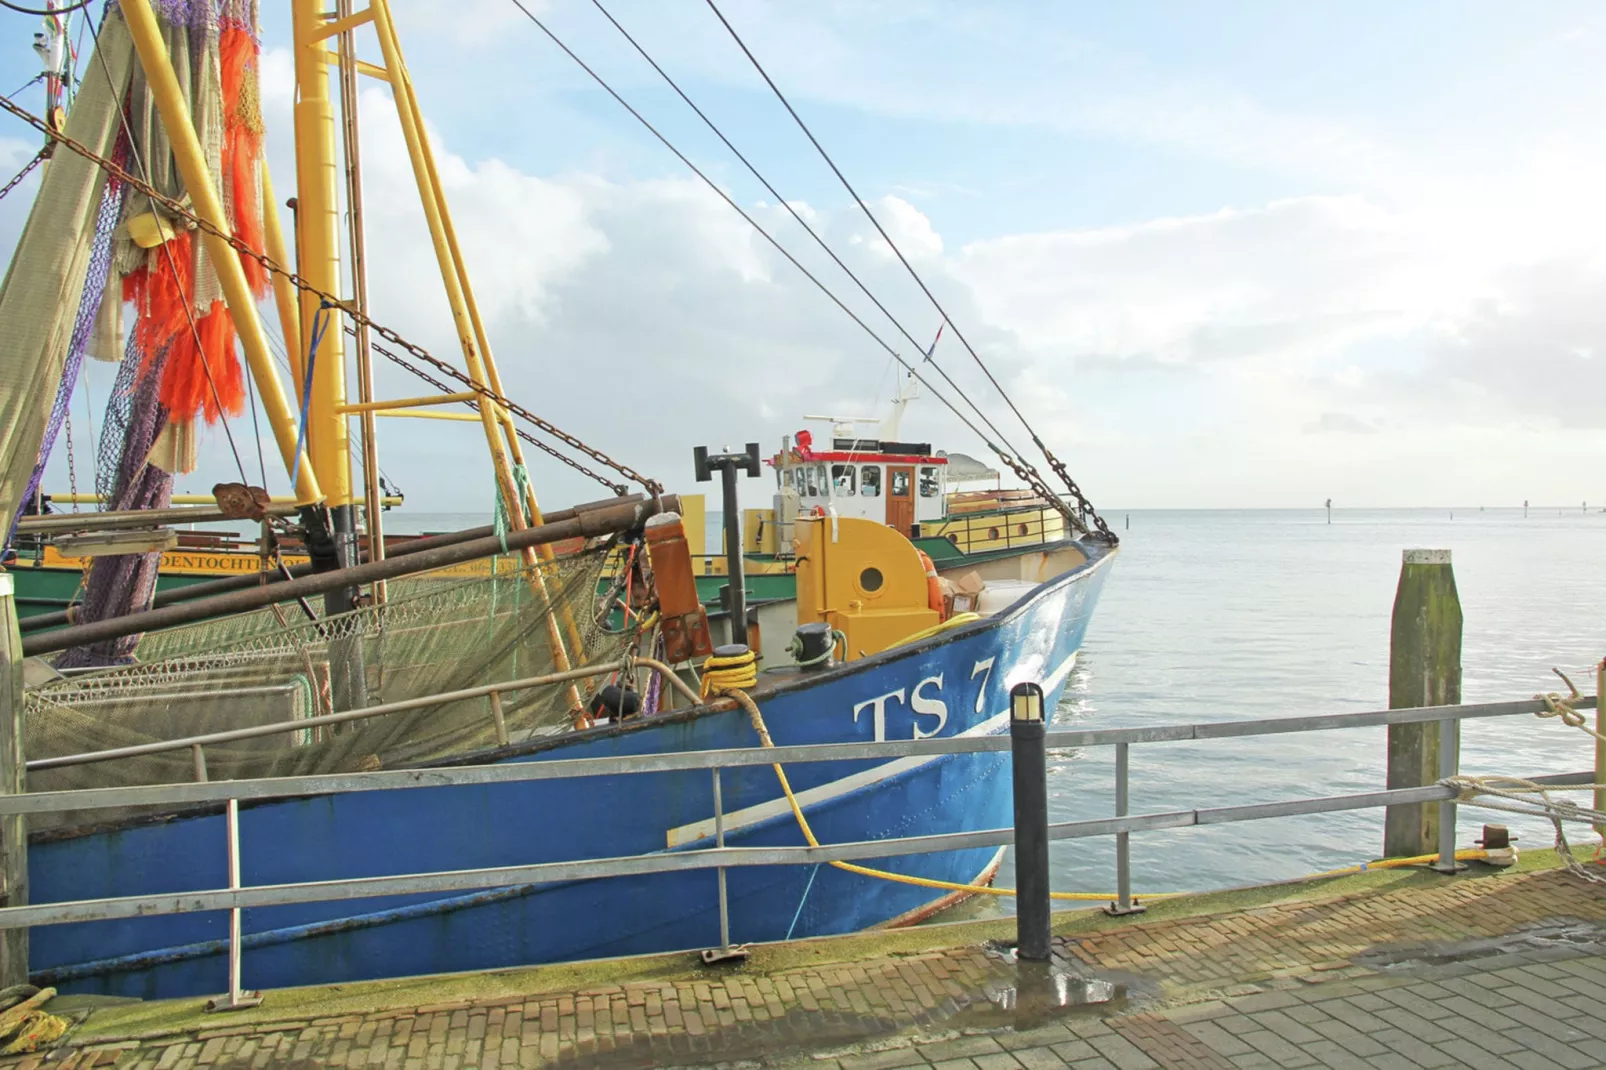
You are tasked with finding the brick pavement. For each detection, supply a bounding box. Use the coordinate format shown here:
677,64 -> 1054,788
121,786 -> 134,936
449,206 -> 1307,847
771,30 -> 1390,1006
10,863 -> 1606,1069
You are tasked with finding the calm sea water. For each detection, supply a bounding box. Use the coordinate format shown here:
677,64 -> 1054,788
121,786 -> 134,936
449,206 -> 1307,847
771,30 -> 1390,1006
392,506 -> 1605,901
1026,505 -> 1605,908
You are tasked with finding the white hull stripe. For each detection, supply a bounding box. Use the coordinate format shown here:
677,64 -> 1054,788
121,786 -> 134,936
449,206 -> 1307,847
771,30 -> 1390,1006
665,649 -> 1079,848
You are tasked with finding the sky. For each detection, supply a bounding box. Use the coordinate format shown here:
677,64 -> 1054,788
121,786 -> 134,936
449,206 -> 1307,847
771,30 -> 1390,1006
3,0 -> 1606,512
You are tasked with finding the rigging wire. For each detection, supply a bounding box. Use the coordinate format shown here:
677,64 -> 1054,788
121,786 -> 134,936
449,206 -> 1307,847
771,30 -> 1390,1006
364,333 -> 629,494
0,0 -> 93,15
587,0 -> 1027,461
503,0 -> 1018,464
700,0 -> 1114,538
6,73 -> 43,100
84,13 -> 251,487
700,0 -> 1036,448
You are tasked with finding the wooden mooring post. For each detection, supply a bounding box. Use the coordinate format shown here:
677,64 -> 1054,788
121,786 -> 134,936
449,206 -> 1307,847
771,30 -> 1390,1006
1384,549 -> 1462,859
0,575 -> 26,985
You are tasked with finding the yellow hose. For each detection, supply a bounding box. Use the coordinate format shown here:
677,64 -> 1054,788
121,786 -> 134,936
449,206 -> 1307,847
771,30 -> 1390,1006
1307,848 -> 1489,878
722,687 -> 1175,902
897,612 -> 980,648
712,688 -> 1496,905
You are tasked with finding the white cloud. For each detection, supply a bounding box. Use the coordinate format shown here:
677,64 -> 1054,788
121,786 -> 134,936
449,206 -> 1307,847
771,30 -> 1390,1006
38,26 -> 1600,513
957,196 -> 1472,364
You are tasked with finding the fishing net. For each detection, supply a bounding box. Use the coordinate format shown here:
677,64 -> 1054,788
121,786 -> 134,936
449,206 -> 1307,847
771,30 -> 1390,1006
22,545 -> 617,830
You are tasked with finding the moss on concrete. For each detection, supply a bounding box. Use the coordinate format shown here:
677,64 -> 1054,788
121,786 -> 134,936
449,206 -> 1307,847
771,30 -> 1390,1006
62,848 -> 1570,1046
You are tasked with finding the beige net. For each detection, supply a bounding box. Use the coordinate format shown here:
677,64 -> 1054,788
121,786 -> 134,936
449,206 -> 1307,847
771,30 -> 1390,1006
23,545 -> 617,828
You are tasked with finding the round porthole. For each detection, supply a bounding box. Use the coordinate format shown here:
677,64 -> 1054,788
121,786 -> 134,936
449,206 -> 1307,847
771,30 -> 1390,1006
1018,523 -> 1029,537
987,527 -> 1000,540
947,533 -> 959,544
859,567 -> 884,592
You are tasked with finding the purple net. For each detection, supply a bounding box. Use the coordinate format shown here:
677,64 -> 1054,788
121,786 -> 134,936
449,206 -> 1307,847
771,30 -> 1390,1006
6,177 -> 123,546
57,333 -> 175,670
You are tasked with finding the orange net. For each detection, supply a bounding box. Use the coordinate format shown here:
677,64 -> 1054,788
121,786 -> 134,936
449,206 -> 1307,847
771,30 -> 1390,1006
121,14 -> 269,428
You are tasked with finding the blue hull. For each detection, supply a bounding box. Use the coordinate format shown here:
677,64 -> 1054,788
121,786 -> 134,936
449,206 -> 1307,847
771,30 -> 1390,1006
28,545 -> 1113,999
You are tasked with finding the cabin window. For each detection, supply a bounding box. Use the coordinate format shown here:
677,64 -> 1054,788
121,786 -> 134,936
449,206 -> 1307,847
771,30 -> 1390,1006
988,526 -> 1000,540
860,465 -> 881,497
803,466 -> 819,497
1018,523 -> 1030,537
782,467 -> 795,489
918,466 -> 939,497
890,469 -> 910,497
831,464 -> 856,496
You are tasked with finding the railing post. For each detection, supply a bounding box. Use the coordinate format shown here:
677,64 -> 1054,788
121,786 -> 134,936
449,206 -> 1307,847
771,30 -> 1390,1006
1431,715 -> 1465,873
488,689 -> 509,747
1105,742 -> 1145,916
699,766 -> 747,963
1597,658 -> 1605,844
1384,549 -> 1461,858
0,575 -> 27,987
191,743 -> 208,783
205,797 -> 262,1010
1010,682 -> 1051,961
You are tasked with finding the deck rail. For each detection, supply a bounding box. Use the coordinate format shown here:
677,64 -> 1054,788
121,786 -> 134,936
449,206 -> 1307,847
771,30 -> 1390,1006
0,691 -> 1597,1004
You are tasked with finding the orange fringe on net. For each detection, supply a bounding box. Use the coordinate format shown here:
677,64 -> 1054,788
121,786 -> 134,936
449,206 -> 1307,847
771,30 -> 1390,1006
126,20 -> 268,427
220,22 -> 267,296
123,232 -> 246,425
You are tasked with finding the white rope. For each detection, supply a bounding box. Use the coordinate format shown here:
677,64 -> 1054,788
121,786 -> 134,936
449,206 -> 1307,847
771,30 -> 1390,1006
1442,774 -> 1605,885
1533,668 -> 1606,745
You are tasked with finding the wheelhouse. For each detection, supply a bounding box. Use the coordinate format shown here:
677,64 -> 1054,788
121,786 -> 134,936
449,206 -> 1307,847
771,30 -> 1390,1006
772,433 -> 946,537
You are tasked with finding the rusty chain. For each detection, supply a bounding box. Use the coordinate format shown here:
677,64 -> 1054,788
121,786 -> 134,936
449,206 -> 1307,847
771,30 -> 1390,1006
2,88 -> 1119,543
1039,444 -> 1116,543
356,329 -> 628,494
0,147 -> 45,201
0,90 -> 661,496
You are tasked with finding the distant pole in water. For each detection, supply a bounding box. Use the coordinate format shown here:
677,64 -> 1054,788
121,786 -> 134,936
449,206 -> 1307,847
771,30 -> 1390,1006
1325,498 -> 1332,525
1384,549 -> 1461,860
1125,514 -> 1129,530
1523,500 -> 1528,518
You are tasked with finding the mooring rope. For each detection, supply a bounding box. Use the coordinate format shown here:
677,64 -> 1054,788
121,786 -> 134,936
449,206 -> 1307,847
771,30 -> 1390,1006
1534,668 -> 1606,745
1441,774 -> 1606,885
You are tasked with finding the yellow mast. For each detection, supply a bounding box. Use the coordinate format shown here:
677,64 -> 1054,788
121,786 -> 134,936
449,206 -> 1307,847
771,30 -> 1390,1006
362,0 -> 585,709
290,0 -> 352,510
118,0 -> 322,505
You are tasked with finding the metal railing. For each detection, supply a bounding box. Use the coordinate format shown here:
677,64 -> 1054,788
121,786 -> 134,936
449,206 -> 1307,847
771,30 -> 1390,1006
939,503 -> 1061,555
26,656 -> 705,774
0,692 -> 1595,1004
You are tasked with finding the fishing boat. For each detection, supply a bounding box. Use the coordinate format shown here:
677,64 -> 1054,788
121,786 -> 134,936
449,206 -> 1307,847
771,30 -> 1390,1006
0,0 -> 1117,1000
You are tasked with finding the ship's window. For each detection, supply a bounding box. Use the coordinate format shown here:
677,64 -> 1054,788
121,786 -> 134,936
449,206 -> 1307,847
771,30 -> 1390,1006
817,464 -> 829,496
1018,523 -> 1030,537
860,465 -> 881,498
782,467 -> 794,489
859,566 -> 884,593
988,526 -> 1000,540
890,469 -> 910,497
831,464 -> 856,496
918,466 -> 939,497
947,533 -> 959,544
803,465 -> 819,497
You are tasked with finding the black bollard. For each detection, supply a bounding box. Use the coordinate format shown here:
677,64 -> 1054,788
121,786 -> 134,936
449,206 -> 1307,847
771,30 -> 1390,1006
1011,682 -> 1051,961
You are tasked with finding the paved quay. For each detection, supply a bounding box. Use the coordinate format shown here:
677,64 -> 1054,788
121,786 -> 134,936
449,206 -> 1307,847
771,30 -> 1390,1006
12,849 -> 1606,1069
